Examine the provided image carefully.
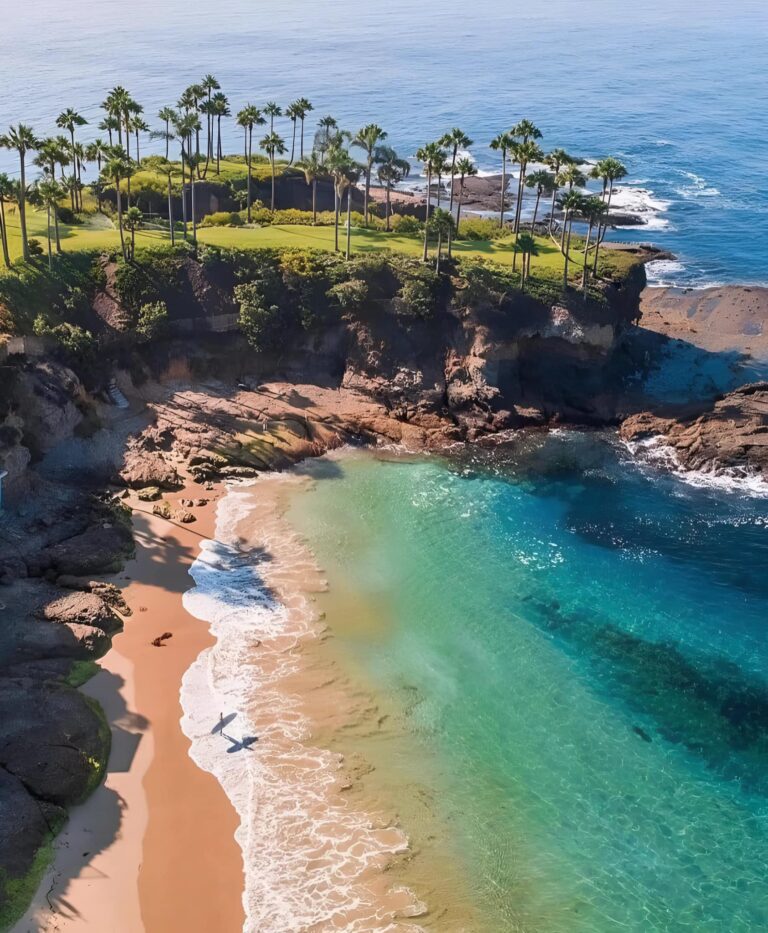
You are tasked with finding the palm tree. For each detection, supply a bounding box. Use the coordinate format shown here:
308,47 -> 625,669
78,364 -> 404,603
201,74 -> 220,163
130,116 -> 149,164
236,105 -> 265,221
342,160 -> 361,259
453,156 -> 477,239
432,150 -> 449,207
260,132 -> 287,211
315,115 -> 338,164
212,93 -> 230,173
264,102 -> 282,134
544,148 -> 573,232
157,107 -> 176,159
0,174 -> 13,266
327,145 -> 355,253
559,190 -> 584,288
439,128 -> 473,213
580,196 -> 608,292
525,170 -> 555,233
376,146 -> 411,231
34,178 -> 63,269
296,151 -> 324,224
0,124 -> 38,260
351,123 -> 387,225
99,115 -> 120,146
56,109 -> 87,209
428,208 -> 454,273
489,131 -> 514,227
515,233 -> 538,290
512,119 -> 542,145
286,101 -> 301,163
123,205 -> 143,259
590,157 -> 627,273
85,138 -> 109,174
416,142 -> 443,261
102,86 -> 130,145
556,164 -> 586,250
511,140 -> 544,234
296,98 -> 313,160
173,111 -> 200,238
102,155 -> 130,259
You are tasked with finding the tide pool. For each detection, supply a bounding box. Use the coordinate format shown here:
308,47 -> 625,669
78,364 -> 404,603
288,436 -> 768,931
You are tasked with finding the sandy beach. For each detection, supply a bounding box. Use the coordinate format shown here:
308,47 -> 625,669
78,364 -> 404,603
13,484 -> 245,933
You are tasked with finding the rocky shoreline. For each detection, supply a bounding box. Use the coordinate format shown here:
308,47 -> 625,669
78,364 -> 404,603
2,262 -> 768,924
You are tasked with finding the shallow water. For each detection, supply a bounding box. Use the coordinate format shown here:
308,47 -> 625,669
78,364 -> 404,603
2,0 -> 767,286
287,436 -> 768,931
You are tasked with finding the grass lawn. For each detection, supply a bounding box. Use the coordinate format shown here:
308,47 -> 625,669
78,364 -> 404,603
0,202 -> 636,281
119,156 -> 290,196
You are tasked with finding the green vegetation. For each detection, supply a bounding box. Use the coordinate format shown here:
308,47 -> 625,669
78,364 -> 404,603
65,660 -> 101,688
0,834 -> 60,930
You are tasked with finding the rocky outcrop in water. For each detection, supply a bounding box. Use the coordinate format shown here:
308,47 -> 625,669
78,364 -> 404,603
620,383 -> 768,479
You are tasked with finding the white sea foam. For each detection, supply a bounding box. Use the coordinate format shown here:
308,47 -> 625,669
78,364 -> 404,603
625,437 -> 768,498
674,170 -> 720,199
606,184 -> 672,229
645,259 -> 688,286
180,480 -> 424,933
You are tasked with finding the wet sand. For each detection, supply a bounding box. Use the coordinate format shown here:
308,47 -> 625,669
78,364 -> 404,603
14,483 -> 245,933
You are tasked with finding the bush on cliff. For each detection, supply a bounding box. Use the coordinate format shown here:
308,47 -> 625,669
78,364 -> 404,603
136,301 -> 170,342
236,281 -> 297,352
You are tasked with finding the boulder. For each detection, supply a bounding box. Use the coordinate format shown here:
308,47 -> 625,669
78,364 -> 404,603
37,592 -> 123,635
137,486 -> 162,501
0,768 -> 59,891
43,523 -> 134,576
175,509 -> 196,524
0,678 -> 110,807
119,449 -> 180,490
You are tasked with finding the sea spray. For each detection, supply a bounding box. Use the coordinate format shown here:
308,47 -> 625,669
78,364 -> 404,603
180,481 -> 425,933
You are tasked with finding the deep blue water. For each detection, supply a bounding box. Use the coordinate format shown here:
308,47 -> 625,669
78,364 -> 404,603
292,436 -> 768,930
2,0 -> 767,286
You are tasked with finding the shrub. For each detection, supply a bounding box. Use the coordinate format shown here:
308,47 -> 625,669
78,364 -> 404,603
57,206 -> 79,225
27,239 -> 44,256
200,211 -> 244,228
391,214 -> 423,235
136,301 -> 169,341
395,264 -> 439,319
236,281 -> 296,352
456,217 -> 507,241
33,317 -> 98,364
327,278 -> 369,311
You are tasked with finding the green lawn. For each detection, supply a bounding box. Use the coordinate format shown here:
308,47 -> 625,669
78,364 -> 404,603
0,202 -> 635,281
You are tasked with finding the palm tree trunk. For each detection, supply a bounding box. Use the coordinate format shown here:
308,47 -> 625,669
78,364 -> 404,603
247,128 -> 253,222
422,169 -> 432,262
364,163 -> 371,225
499,153 -> 507,228
435,230 -> 442,273
165,119 -> 170,159
385,185 -> 391,231
563,213 -> 573,289
131,226 -> 136,260
312,179 -> 317,225
0,199 -> 10,266
290,121 -> 296,164
46,204 -> 52,269
168,175 -> 175,246
593,183 -> 614,275
582,219 -> 594,292
180,156 -> 188,239
53,206 -> 61,253
549,182 -> 559,234
345,186 -> 352,260
217,118 -> 222,173
448,146 -> 458,213
191,174 -> 197,244
334,189 -> 340,252
135,131 -> 141,164
18,157 -> 29,261
531,189 -> 542,233
456,182 -> 464,237
270,156 -> 276,211
116,179 -> 126,260
514,164 -> 527,234
300,118 -> 305,160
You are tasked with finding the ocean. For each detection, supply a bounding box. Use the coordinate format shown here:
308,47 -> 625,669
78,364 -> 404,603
2,0 -> 767,286
181,440 -> 768,931
288,440 -> 768,930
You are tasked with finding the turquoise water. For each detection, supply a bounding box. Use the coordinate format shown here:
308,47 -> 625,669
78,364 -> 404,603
2,0 -> 768,285
291,437 -> 768,931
